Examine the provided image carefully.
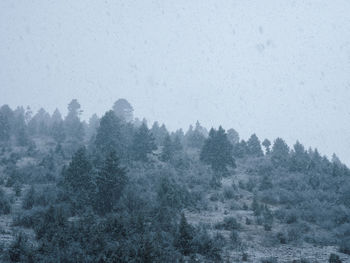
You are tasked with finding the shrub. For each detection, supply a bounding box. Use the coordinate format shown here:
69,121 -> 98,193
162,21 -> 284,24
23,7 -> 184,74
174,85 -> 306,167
261,257 -> 278,263
223,186 -> 235,199
329,253 -> 342,263
215,217 -> 240,231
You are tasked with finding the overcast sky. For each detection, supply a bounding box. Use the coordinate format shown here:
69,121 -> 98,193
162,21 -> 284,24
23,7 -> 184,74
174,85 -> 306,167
1,1 -> 350,164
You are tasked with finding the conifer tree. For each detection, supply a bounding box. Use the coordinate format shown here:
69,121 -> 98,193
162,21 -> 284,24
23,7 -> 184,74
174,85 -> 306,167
262,139 -> 271,154
96,151 -> 127,214
161,134 -> 173,162
175,213 -> 194,256
247,134 -> 263,157
200,126 -> 236,172
132,123 -> 157,161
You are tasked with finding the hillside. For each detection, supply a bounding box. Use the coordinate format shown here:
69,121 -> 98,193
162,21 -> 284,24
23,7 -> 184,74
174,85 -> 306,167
0,100 -> 350,262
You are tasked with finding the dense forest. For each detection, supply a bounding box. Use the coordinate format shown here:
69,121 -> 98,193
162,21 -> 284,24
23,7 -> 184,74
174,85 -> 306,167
0,98 -> 350,262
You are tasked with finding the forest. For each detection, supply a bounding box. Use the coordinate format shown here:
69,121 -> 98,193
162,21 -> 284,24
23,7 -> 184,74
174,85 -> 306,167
0,98 -> 350,262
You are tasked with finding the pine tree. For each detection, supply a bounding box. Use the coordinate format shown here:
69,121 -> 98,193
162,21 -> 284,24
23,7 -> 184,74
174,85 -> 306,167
247,134 -> 263,157
96,151 -> 127,214
132,123 -> 157,161
262,139 -> 271,154
271,138 -> 290,168
161,134 -> 173,162
95,110 -> 125,158
175,213 -> 194,255
63,147 -> 93,208
0,106 -> 12,142
64,99 -> 84,143
200,126 -> 236,172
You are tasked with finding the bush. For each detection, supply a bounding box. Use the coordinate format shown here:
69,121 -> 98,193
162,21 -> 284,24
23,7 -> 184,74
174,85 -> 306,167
215,217 -> 240,231
329,253 -> 342,263
261,257 -> 278,263
223,186 -> 235,199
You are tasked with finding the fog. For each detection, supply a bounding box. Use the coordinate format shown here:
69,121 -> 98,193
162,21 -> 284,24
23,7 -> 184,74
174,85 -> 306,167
1,0 -> 350,164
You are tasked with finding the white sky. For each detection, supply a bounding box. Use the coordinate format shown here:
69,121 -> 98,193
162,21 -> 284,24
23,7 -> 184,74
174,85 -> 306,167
1,1 -> 350,164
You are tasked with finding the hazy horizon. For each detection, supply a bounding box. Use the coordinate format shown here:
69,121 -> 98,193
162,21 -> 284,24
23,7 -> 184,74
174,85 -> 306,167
1,0 -> 350,164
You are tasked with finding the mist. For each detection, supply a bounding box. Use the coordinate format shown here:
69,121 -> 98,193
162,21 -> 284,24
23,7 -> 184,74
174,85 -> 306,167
1,0 -> 350,165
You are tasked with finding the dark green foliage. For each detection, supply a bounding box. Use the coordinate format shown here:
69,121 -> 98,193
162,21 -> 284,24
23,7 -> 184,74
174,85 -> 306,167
95,151 -> 127,215
329,253 -> 342,263
215,216 -> 240,231
261,257 -> 278,263
64,99 -> 85,142
289,141 -> 309,172
22,186 -> 35,210
51,120 -> 65,143
94,110 -> 125,158
0,105 -> 12,142
132,123 -> 156,161
175,213 -> 194,255
233,140 -> 249,158
186,122 -> 207,149
262,139 -> 271,154
161,134 -> 173,162
271,138 -> 290,168
113,98 -> 134,122
200,126 -> 236,172
7,232 -> 34,263
63,147 -> 93,210
0,189 -> 11,215
247,134 -> 263,157
339,238 -> 350,255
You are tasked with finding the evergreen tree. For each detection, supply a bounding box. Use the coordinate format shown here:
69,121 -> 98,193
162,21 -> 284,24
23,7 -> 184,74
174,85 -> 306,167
200,126 -> 236,172
233,140 -> 248,158
161,134 -> 173,162
175,213 -> 194,256
64,99 -> 85,143
63,147 -> 93,208
227,128 -> 240,145
247,134 -> 263,157
51,120 -> 66,143
0,105 -> 12,142
186,121 -> 207,149
113,98 -> 134,122
96,151 -> 127,215
262,139 -> 271,154
132,123 -> 157,161
95,110 -> 125,158
271,138 -> 290,168
289,141 -> 309,172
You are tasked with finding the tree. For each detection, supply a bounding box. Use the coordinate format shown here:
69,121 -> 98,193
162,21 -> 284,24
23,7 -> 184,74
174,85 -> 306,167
0,105 -> 12,142
151,122 -> 168,146
86,114 -> 99,140
271,138 -> 290,168
200,126 -> 236,172
63,147 -> 93,207
132,123 -> 157,161
51,120 -> 65,143
96,151 -> 127,214
247,134 -> 263,157
64,99 -> 84,143
94,110 -> 125,158
262,139 -> 271,154
161,134 -> 173,162
113,98 -> 134,122
227,128 -> 239,145
186,121 -> 207,149
175,213 -> 194,256
289,141 -> 309,172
